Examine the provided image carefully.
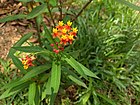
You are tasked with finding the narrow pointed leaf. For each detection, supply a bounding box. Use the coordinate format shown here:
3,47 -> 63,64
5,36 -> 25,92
41,77 -> 51,100
0,81 -> 30,99
27,4 -> 48,19
12,46 -> 45,53
115,0 -> 140,11
97,93 -> 116,105
77,62 -> 99,79
8,32 -> 32,57
43,23 -> 57,48
34,85 -> 40,105
50,62 -> 61,93
50,61 -> 61,105
11,55 -> 27,74
28,82 -> 36,105
0,14 -> 26,23
68,75 -> 87,88
64,56 -> 87,80
21,64 -> 51,81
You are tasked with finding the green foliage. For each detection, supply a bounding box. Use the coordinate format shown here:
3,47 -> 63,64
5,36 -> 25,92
1,0 -> 140,105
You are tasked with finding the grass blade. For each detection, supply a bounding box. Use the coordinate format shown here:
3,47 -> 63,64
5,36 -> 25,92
115,0 -> 140,11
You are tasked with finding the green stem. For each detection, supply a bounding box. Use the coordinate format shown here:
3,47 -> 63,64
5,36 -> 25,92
72,0 -> 93,21
47,3 -> 55,26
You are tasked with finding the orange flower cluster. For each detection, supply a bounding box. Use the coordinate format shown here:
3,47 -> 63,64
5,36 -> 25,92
51,21 -> 78,54
22,56 -> 34,69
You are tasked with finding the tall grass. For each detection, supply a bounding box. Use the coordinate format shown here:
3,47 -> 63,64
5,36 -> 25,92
69,0 -> 140,104
0,0 -> 140,104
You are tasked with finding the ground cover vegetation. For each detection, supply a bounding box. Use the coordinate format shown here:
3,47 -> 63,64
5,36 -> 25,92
0,0 -> 140,105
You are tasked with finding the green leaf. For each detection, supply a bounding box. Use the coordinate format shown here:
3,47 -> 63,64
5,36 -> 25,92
0,14 -> 26,23
36,15 -> 43,28
80,91 -> 91,104
21,64 -> 51,81
49,0 -> 57,7
8,32 -> 32,57
1,65 -> 51,91
27,4 -> 48,19
12,46 -> 45,53
41,77 -> 51,100
50,61 -> 61,93
28,82 -> 36,105
11,55 -> 27,74
0,78 -> 24,90
50,61 -> 61,105
0,81 -> 31,99
18,0 -> 32,2
97,93 -> 116,105
43,23 -> 57,48
115,0 -> 140,11
68,75 -> 87,88
77,62 -> 99,79
64,56 -> 88,80
63,68 -> 87,88
34,85 -> 40,105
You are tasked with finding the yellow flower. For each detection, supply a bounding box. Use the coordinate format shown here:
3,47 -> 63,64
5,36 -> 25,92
67,21 -> 72,26
24,65 -> 28,69
72,27 -> 78,33
53,28 -> 58,33
68,34 -> 74,40
62,28 -> 67,33
58,21 -> 64,26
22,60 -> 27,65
61,35 -> 67,40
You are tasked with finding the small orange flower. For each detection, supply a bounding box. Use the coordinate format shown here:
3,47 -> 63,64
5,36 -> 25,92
22,56 -> 34,69
67,21 -> 72,26
51,20 -> 78,54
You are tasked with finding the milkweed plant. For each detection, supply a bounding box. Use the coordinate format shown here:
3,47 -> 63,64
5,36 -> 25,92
0,0 -> 98,105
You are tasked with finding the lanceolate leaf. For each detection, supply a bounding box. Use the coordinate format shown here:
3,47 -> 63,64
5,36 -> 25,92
28,82 -> 36,105
97,93 -> 116,105
50,61 -> 61,93
43,23 -> 57,48
64,56 -> 87,80
115,0 -> 140,11
27,4 -> 48,19
1,65 -> 51,90
0,14 -> 27,23
63,68 -> 87,88
65,56 -> 99,79
50,61 -> 61,105
80,91 -> 91,104
8,32 -> 32,57
18,0 -> 32,2
68,75 -> 87,88
21,64 -> 51,81
12,46 -> 45,53
77,62 -> 99,79
41,77 -> 51,100
11,55 -> 27,74
0,81 -> 31,99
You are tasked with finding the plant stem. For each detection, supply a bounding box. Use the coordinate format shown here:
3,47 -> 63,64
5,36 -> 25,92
47,3 -> 55,26
58,0 -> 63,21
35,18 -> 42,47
72,0 -> 93,21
